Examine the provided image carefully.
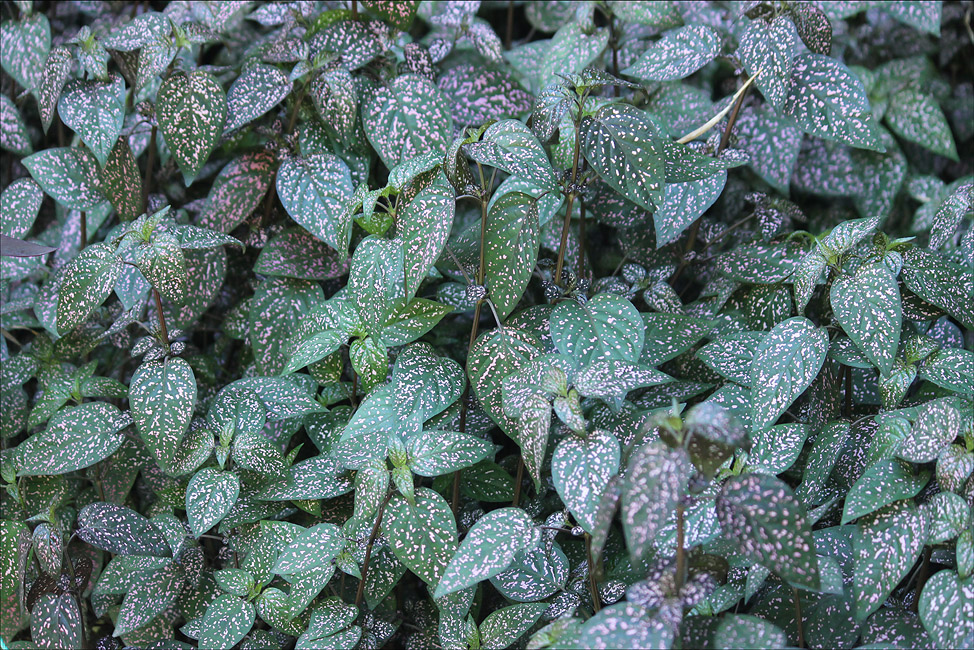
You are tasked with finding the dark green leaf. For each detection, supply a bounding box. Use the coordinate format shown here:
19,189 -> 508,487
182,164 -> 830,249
23,146 -> 105,210
361,74 -> 452,169
199,151 -> 276,233
157,70 -> 227,186
277,153 -> 354,256
552,429 -> 620,533
130,357 -> 196,475
831,263 -> 901,377
224,62 -> 291,133
550,293 -> 643,366
623,442 -> 692,563
0,13 -> 50,93
186,468 -> 240,537
384,488 -> 457,586
77,502 -> 170,557
57,75 -> 126,167
198,595 -> 255,650
621,24 -> 720,81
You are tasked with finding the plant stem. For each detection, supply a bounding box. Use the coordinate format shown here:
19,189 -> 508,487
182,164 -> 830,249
844,365 -> 853,418
554,111 -> 584,288
609,16 -> 620,97
586,533 -> 602,613
153,288 -> 170,349
912,547 -> 932,613
675,501 -> 687,591
79,211 -> 87,250
793,587 -> 805,649
511,457 -> 524,507
355,492 -> 390,609
287,82 -> 309,135
142,125 -> 157,213
505,0 -> 514,49
349,359 -> 358,409
577,199 -> 587,280
350,0 -> 358,19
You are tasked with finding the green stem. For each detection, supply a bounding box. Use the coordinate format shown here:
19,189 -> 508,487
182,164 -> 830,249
844,365 -> 853,419
675,501 -> 687,591
153,288 -> 170,349
793,587 -> 805,649
511,457 -> 524,507
355,491 -> 390,609
554,110 -> 584,288
586,533 -> 601,613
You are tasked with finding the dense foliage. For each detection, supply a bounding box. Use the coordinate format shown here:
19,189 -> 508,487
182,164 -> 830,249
1,1 -> 972,649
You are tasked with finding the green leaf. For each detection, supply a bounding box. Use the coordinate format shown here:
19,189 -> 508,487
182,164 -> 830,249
130,357 -> 196,475
921,491 -> 971,544
920,348 -> 974,396
831,263 -> 901,377
654,171 -> 726,247
783,53 -> 883,151
577,602 -> 674,649
0,93 -> 32,155
251,277 -> 325,375
749,317 -> 828,431
394,170 -> 455,299
901,249 -> 974,329
37,45 -> 71,134
621,24 -> 720,81
0,13 -> 50,93
739,17 -> 800,109
697,331 -> 765,386
54,240 -> 122,332
897,397 -> 961,464
550,293 -> 643,366
640,312 -> 713,366
736,103 -> 804,195
573,359 -> 671,401
481,191 -> 541,320
552,429 -> 620,533
381,298 -> 452,347
717,473 -> 820,590
224,62 -> 291,133
15,401 -> 128,476
853,501 -> 927,620
434,508 -> 540,599
57,75 -> 126,167
361,73 -> 452,169
479,602 -> 548,650
886,87 -> 958,161
198,595 -> 255,650
223,376 -> 326,420
257,455 -> 353,501
438,64 -> 532,127
684,402 -> 750,478
273,523 -> 343,576
536,23 -> 609,90
157,70 -> 227,186
77,502 -> 170,557
0,520 -> 31,640
186,468 -> 240,537
349,335 -> 388,395
23,146 -> 105,210
348,236 -> 405,338
255,227 -> 350,281
101,11 -> 170,51
0,177 -> 43,239
276,153 -> 354,256
622,441 -> 692,563
100,137 -> 143,221
30,593 -> 82,649
406,430 -> 491,477
929,181 -> 973,250
716,240 -> 807,283
468,326 -> 543,434
384,488 -> 457,586
135,226 -> 188,305
114,562 -> 183,636
581,103 -> 665,210
842,458 -> 930,524
468,120 -> 558,194
200,151 -> 277,233
746,423 -> 809,475
919,569 -> 974,650
297,598 -> 361,649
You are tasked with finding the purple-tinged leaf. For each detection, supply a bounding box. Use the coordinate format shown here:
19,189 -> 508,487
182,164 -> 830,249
739,17 -> 800,109
622,24 -> 720,82
735,103 -> 803,195
199,150 -> 276,233
100,136 -> 143,221
0,93 -> 32,155
901,248 -> 974,329
157,70 -> 227,186
224,62 -> 292,133
437,64 -> 532,127
897,397 -> 961,464
361,74 -> 453,169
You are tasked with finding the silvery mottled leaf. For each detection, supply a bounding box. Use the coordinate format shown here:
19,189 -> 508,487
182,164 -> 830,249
37,46 -> 72,134
14,402 -> 129,476
433,508 -> 540,599
919,347 -> 974,396
536,22 -> 609,90
717,473 -> 820,590
199,150 -> 277,233
101,12 -> 170,51
57,74 -> 125,167
100,136 -> 143,221
623,441 -> 691,564
77,502 -> 170,557
362,74 -> 452,169
383,488 -> 457,586
277,153 -> 354,256
198,595 -> 255,650
407,430 -> 490,477
654,171 -> 726,247
929,182 -> 974,250
394,170 -> 455,298
749,317 -> 828,431
224,62 -> 291,133
739,17 -> 800,110
697,331 -> 764,386
130,357 -> 196,475
480,191 -> 540,320
552,430 -> 620,533
468,120 -> 558,193
783,53 -> 883,151
901,248 -> 974,329
255,227 -> 349,281
580,103 -> 665,211
853,501 -> 927,620
0,13 -> 50,93
157,70 -> 227,186
622,24 -> 720,82
113,562 -> 184,636
897,397 -> 961,464
0,178 -> 43,239
0,93 -> 32,155
56,241 -> 123,334
640,312 -> 713,366
438,64 -> 532,127
22,146 -> 105,210
186,468 -> 240,538
479,603 -> 548,650
735,103 -> 804,195
919,569 -> 974,649
831,262 -> 901,377
550,293 -> 643,366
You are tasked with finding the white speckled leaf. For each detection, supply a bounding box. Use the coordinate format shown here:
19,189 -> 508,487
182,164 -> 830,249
920,491 -> 970,544
749,317 -> 828,431
224,62 -> 292,133
77,502 -> 170,557
886,87 -> 958,161
717,473 -> 821,590
735,103 -> 804,195
251,277 -> 325,375
552,430 -> 620,533
1,520 -> 31,638
223,376 -> 327,420
622,24 -> 720,81
113,561 -> 183,636
929,182 -> 974,250
577,602 -> 673,650
186,468 -> 239,538
853,501 -> 927,620
919,348 -> 974,396
746,423 -> 809,475
362,73 -> 452,169
37,45 -> 72,134
407,430 -> 491,477
273,523 -> 343,576
100,137 -> 143,222
0,178 -> 43,239
0,93 -> 32,155
137,225 -> 188,305
0,13 -> 50,93
479,602 -> 548,650
348,236 -> 405,338
277,153 -> 353,256
792,250 -> 828,314
842,458 -> 930,524
831,262 -> 901,377
897,397 -> 961,463
394,170 -> 455,299
581,103 -> 665,211
434,508 -> 540,599
697,331 -> 765,386
391,342 -> 465,420
739,17 -> 800,109
56,242 -> 123,334
481,191 -> 541,320
130,357 -> 196,475
573,359 -> 671,401
490,539 -> 569,602
57,75 -> 125,167
22,146 -> 105,210
101,12 -> 170,51
622,442 -> 691,563
654,171 -> 726,247
550,293 -> 643,366
258,455 -> 353,501
198,595 -> 255,650
784,53 -> 882,151
438,64 -> 532,127
310,66 -> 357,139
14,402 -> 129,476
383,488 -> 457,586
640,312 -> 713,366
468,327 -> 543,435
901,248 -> 974,329
531,82 -> 571,143
469,120 -> 558,193
715,240 -> 806,284
537,23 -> 609,90
157,70 -> 227,186
919,569 -> 974,649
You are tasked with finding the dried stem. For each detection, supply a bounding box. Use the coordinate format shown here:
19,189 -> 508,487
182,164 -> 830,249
505,0 -> 514,49
675,501 -> 687,591
79,211 -> 87,250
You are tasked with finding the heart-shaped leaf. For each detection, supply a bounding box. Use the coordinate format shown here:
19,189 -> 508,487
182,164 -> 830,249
157,70 -> 227,186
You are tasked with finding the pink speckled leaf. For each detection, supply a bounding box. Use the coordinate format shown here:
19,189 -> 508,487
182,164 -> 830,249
383,488 -> 457,586
57,74 -> 126,167
0,13 -> 50,93
200,150 -> 276,233
157,70 -> 227,186
622,441 -> 691,563
0,93 -> 32,155
22,146 -> 105,210
483,191 -> 540,320
56,241 -> 123,334
37,46 -> 72,134
135,225 -> 188,305
394,170 -> 455,298
186,468 -> 240,537
130,357 -> 197,475
830,262 -> 902,377
250,277 -> 325,375
30,593 -> 81,649
77,502 -> 170,557
0,520 -> 31,640
276,153 -> 354,256
255,227 -> 349,280
310,67 -> 358,139
437,64 -> 532,127
361,74 -> 453,169
0,178 -> 43,238
224,62 -> 292,133
101,12 -> 171,51
622,24 -> 720,81
113,562 -> 184,636
739,16 -> 800,110
362,0 -> 419,31
198,595 -> 255,650
100,136 -> 143,221
552,429 -> 620,533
